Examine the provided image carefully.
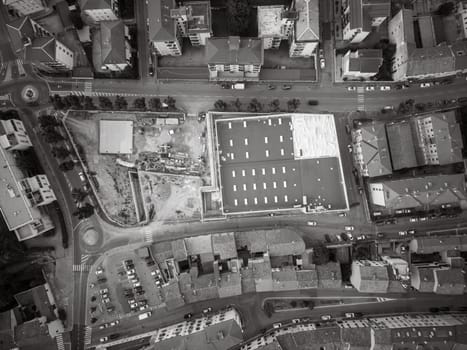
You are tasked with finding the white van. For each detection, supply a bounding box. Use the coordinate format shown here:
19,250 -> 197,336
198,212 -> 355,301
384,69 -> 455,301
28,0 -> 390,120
138,311 -> 152,320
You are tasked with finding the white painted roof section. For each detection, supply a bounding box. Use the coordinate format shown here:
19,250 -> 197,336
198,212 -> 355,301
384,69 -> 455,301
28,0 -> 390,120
258,6 -> 283,37
99,120 -> 134,154
295,0 -> 319,42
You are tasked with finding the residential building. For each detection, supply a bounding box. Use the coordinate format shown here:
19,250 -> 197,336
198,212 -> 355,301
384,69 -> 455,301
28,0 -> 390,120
411,265 -> 436,292
6,16 -> 52,54
341,49 -> 383,79
456,1 -> 467,40
381,256 -> 410,281
368,174 -> 467,210
148,308 -> 243,350
257,5 -> 297,50
206,36 -> 264,81
350,260 -> 389,293
412,111 -> 463,166
410,235 -> 467,254
25,37 -> 74,72
389,9 -> 467,80
316,262 -> 342,289
0,119 -> 32,151
171,1 -> 212,46
341,0 -> 390,43
3,0 -> 47,16
148,0 -> 181,56
385,120 -> 418,170
352,121 -> 392,177
433,267 -> 465,295
0,124 -> 55,241
289,0 -> 319,58
79,0 -> 119,22
92,20 -> 131,72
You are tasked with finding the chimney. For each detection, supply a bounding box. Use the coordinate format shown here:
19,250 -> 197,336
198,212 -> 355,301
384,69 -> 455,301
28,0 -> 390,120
228,36 -> 240,51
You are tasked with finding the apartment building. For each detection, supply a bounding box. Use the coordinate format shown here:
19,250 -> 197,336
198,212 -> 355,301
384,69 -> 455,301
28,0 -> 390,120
148,308 -> 243,350
92,20 -> 131,72
6,16 -> 52,54
351,121 -> 392,177
341,49 -> 383,79
412,111 -> 463,166
206,36 -> 264,81
0,120 -> 55,241
257,5 -> 297,50
289,0 -> 319,58
3,0 -> 48,16
148,0 -> 182,56
25,37 -> 74,72
368,174 -> 467,210
350,260 -> 389,293
341,0 -> 390,43
171,1 -> 212,46
456,1 -> 467,40
79,0 -> 119,22
0,119 -> 32,151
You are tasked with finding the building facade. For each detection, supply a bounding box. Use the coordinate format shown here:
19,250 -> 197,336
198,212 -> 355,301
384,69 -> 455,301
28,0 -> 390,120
25,37 -> 74,72
80,0 -> 119,22
149,0 -> 182,56
206,36 -> 264,81
0,119 -> 32,151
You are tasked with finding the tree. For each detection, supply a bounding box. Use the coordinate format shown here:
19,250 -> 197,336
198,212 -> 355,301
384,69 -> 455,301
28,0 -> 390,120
69,10 -> 84,29
148,97 -> 161,111
50,94 -> 65,110
58,160 -> 75,172
51,146 -> 70,159
263,301 -> 274,318
232,98 -> 242,112
114,95 -> 127,110
73,203 -> 94,219
436,2 -> 455,16
133,97 -> 146,110
268,99 -> 281,112
247,98 -> 262,113
98,97 -> 113,110
287,98 -> 300,112
64,94 -> 82,109
42,127 -> 64,143
226,0 -> 250,36
308,100 -> 319,106
83,96 -> 95,110
312,245 -> 330,265
38,115 -> 60,128
214,99 -> 228,111
164,96 -> 176,110
71,188 -> 88,202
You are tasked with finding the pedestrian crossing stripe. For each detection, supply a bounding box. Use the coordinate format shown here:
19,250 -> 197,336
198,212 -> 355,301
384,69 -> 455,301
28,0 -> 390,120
144,231 -> 153,243
357,86 -> 364,93
84,326 -> 92,344
73,264 -> 91,272
81,254 -> 90,264
56,333 -> 65,350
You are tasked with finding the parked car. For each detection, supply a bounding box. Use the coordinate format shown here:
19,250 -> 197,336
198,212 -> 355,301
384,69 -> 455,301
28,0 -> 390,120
338,212 -> 347,217
102,297 -> 111,304
126,269 -> 136,274
347,86 -> 356,91
184,313 -> 193,319
336,234 -> 343,242
345,313 -> 355,318
109,334 -> 120,340
95,267 -> 104,275
380,86 -> 391,91
100,337 -> 108,343
409,217 -> 418,222
346,233 -> 354,240
356,234 -> 366,241
109,320 -> 119,327
97,278 -> 107,284
307,221 -> 317,226
292,318 -> 301,324
365,86 -> 375,91
78,171 -> 86,182
344,225 -> 354,231
282,84 -> 292,90
321,315 -> 332,321
398,231 -> 407,236
99,288 -> 108,295
320,58 -> 325,69
202,307 -> 213,314
273,322 -> 282,329
267,84 -> 276,90
420,82 -> 432,88
340,232 -> 348,241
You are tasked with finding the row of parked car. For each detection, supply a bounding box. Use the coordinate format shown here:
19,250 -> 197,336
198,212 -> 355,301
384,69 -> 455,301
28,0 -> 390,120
122,259 -> 149,313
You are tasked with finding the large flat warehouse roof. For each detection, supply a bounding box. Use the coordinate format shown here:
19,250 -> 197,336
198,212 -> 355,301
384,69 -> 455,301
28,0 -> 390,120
215,114 -> 347,214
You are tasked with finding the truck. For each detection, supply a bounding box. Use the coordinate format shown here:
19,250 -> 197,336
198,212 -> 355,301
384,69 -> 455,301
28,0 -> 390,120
138,311 -> 152,320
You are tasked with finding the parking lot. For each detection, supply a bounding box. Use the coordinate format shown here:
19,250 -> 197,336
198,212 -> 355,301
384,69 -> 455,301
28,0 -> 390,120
87,248 -> 167,326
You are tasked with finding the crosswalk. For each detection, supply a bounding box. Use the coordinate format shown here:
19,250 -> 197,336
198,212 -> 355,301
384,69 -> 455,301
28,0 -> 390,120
55,333 -> 65,350
16,59 -> 26,76
84,81 -> 93,93
144,231 -> 153,243
84,326 -> 92,344
81,254 -> 91,264
73,264 -> 91,272
54,90 -> 153,97
376,297 -> 393,302
357,86 -> 365,111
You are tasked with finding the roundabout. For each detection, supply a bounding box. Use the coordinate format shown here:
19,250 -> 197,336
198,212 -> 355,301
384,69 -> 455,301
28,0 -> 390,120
21,84 -> 39,103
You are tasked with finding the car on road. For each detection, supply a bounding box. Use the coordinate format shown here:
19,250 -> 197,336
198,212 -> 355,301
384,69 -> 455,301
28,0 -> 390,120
409,217 -> 418,222
138,311 -> 152,320
203,307 -> 213,314
307,221 -> 317,226
100,337 -> 108,343
345,313 -> 355,318
347,144 -> 353,153
282,84 -> 292,90
398,231 -> 407,236
95,267 -> 104,275
320,58 -> 325,69
184,313 -> 193,319
267,84 -> 276,90
420,82 -> 432,88
99,324 -> 107,330
139,305 -> 148,310
380,86 -> 391,91
357,234 -> 366,241
382,105 -> 394,111
109,320 -> 120,327
292,318 -> 301,324
419,216 -> 428,222
365,86 -> 375,91
407,229 -> 416,235
321,315 -> 332,321
338,212 -> 347,217
347,86 -> 356,91
344,225 -> 354,231
273,323 -> 282,329
78,171 -> 86,182
148,66 -> 154,76
344,284 -> 353,289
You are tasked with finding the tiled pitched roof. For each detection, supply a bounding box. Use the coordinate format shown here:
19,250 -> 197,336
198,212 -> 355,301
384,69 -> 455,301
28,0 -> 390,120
25,37 -> 56,63
386,120 -> 418,170
148,0 -> 177,42
407,46 -> 455,77
99,21 -> 126,65
206,37 -> 263,65
294,0 -> 319,42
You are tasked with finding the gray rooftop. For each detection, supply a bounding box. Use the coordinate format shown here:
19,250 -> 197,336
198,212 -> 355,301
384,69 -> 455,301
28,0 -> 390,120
98,21 -> 127,65
294,0 -> 319,42
148,0 -> 178,42
386,120 -> 418,170
206,37 -> 264,65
